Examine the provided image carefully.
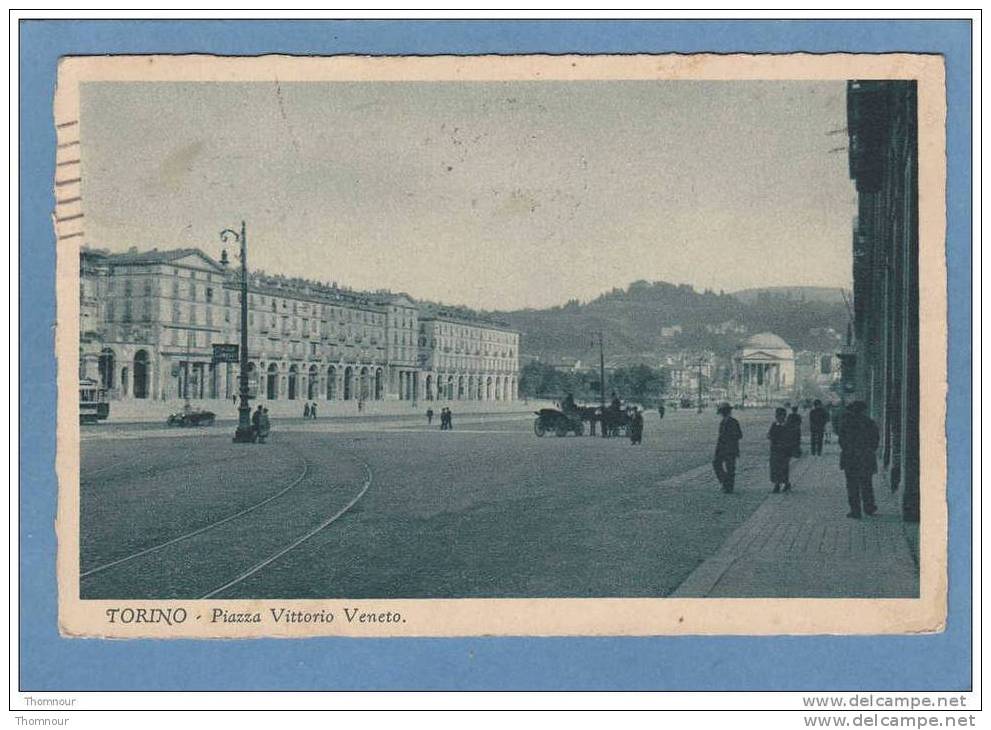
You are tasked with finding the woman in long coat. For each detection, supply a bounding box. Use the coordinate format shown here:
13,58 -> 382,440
768,407 -> 792,493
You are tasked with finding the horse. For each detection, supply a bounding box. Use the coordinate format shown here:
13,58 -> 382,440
577,406 -> 601,436
599,406 -> 632,438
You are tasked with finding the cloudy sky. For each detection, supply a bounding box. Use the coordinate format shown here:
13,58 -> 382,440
81,80 -> 855,310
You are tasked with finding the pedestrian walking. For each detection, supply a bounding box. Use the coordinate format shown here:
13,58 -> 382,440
426,407 -> 434,425
809,399 -> 829,455
257,407 -> 271,443
786,405 -> 803,457
658,402 -> 666,420
830,402 -> 843,442
310,402 -> 318,419
824,402 -> 834,444
839,401 -> 880,518
768,407 -> 793,493
446,408 -> 454,430
712,403 -> 743,493
439,407 -> 448,430
629,406 -> 644,445
303,402 -> 311,419
251,404 -> 263,442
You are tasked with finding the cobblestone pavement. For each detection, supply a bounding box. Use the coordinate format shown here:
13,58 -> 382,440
671,444 -> 919,598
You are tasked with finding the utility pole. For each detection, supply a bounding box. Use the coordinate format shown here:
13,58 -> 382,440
222,221 -> 254,443
696,355 -> 704,414
596,331 -> 606,410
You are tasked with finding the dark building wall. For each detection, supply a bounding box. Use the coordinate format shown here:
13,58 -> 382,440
847,80 -> 920,522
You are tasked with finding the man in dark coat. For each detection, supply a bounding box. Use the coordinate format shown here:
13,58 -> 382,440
808,399 -> 830,455
786,405 -> 803,457
767,407 -> 792,492
713,403 -> 743,493
426,407 -> 434,425
839,400 -> 880,518
251,404 -> 263,442
629,407 -> 644,445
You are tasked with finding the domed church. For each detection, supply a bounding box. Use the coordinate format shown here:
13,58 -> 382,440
732,332 -> 796,405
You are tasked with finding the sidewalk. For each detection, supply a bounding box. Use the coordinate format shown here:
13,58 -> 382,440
672,444 -> 919,598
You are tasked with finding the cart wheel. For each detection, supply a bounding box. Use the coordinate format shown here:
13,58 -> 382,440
555,424 -> 568,437
533,419 -> 546,437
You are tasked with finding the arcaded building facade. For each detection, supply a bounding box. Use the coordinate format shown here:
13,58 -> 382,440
79,246 -> 520,404
419,310 -> 520,404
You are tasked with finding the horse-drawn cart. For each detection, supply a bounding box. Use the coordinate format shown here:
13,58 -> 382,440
533,408 -> 584,437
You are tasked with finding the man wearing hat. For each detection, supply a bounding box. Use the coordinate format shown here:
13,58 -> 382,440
838,400 -> 880,518
713,403 -> 743,493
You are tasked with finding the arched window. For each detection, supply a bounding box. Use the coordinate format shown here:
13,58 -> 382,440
308,365 -> 319,400
133,350 -> 150,399
266,364 -> 279,400
98,348 -> 116,390
287,365 -> 299,400
359,367 -> 370,401
327,366 -> 337,399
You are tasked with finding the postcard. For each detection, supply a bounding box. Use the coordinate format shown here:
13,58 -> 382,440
54,53 -> 947,638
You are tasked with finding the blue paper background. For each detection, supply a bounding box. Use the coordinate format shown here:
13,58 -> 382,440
18,19 -> 972,691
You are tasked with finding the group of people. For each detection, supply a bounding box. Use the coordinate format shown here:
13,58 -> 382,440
301,402 -> 319,419
713,399 -> 881,518
427,407 -> 455,430
250,405 -> 271,443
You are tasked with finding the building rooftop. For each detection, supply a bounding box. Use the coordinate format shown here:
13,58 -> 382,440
81,245 -> 515,331
739,332 -> 793,352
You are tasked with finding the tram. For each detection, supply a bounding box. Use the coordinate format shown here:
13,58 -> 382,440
79,377 -> 110,424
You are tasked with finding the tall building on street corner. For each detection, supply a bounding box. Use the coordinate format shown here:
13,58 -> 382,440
78,246 -> 520,406
846,80 -> 919,522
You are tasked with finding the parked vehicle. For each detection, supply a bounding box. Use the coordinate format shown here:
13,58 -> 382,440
533,408 -> 584,437
167,405 -> 216,427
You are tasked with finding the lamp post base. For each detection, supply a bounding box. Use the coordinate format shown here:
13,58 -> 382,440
233,404 -> 255,443
233,425 -> 255,443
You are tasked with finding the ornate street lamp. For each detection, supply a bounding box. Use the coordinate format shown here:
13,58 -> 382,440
221,221 -> 254,443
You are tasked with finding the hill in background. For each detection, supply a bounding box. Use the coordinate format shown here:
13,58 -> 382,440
487,280 -> 849,366
731,286 -> 851,306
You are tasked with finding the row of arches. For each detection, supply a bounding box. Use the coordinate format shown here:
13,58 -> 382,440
94,347 -> 517,403
248,363 -> 384,402
423,373 -> 516,401
97,347 -> 150,399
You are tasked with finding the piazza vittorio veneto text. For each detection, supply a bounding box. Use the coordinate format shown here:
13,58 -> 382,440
79,246 -> 522,411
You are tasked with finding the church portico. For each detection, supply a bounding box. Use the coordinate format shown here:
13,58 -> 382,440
732,332 -> 796,406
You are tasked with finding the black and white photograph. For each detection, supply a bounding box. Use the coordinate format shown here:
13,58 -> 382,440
53,54 -> 946,637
